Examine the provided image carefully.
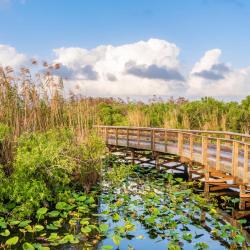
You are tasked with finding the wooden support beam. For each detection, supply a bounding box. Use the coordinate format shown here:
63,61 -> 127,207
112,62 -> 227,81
240,185 -> 246,210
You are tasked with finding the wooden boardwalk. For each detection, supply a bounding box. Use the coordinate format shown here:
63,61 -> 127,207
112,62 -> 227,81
97,125 -> 250,211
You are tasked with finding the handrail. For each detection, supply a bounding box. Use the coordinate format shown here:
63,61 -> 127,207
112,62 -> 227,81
95,125 -> 250,142
96,125 -> 250,185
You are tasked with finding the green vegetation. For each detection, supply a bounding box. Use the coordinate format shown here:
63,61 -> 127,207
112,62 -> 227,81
97,96 -> 250,133
0,66 -> 249,249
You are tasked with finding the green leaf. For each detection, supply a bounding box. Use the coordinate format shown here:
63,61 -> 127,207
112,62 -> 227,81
0,221 -> 7,229
22,242 -> 35,250
9,220 -> 20,226
194,242 -> 209,250
101,246 -> 113,250
47,233 -> 60,242
77,195 -> 87,202
167,241 -> 181,250
0,229 -> 10,237
46,224 -> 59,230
112,234 -> 122,246
99,223 -> 109,233
112,213 -> 120,221
47,210 -> 60,218
19,220 -> 32,228
37,207 -> 48,216
34,225 -> 44,232
36,207 -> 48,220
56,202 -> 68,210
6,236 -> 19,246
81,226 -> 92,234
183,232 -> 192,242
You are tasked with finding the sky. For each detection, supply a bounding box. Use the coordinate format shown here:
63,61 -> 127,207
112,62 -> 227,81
0,0 -> 250,100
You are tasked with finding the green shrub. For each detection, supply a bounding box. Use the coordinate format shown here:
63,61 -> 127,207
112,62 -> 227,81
10,129 -> 78,217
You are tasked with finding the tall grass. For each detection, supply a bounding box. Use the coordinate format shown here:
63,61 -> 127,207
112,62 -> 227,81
0,64 -> 249,137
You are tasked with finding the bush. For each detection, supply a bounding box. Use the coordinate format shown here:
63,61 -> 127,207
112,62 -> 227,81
9,129 -> 77,217
1,129 -> 106,218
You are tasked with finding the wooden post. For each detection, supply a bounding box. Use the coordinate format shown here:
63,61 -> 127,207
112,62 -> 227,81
164,129 -> 168,153
155,153 -> 160,170
202,136 -> 209,197
151,129 -> 155,151
178,132 -> 183,156
131,150 -> 135,165
232,141 -> 239,180
115,128 -> 118,146
105,127 -> 108,144
202,136 -> 208,166
216,138 -> 221,171
243,144 -> 248,184
189,134 -> 194,161
137,129 -> 140,148
126,128 -> 129,147
239,185 -> 246,210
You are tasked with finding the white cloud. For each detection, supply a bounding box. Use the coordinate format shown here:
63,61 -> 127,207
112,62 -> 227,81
187,49 -> 250,96
0,44 -> 28,68
0,39 -> 250,98
53,38 -> 185,96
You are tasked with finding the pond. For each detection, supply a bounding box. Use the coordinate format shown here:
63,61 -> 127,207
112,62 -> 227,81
0,162 -> 248,250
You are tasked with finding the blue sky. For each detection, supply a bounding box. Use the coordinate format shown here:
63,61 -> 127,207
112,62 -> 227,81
0,0 -> 250,66
0,0 -> 250,98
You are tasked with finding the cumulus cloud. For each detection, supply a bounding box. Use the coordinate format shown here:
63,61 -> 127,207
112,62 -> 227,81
0,44 -> 28,68
187,49 -> 250,96
0,39 -> 250,98
53,39 -> 185,96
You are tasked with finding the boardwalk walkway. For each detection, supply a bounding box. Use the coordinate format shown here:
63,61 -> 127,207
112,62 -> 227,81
97,125 -> 250,211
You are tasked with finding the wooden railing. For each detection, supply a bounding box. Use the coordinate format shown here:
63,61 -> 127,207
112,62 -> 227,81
97,126 -> 250,185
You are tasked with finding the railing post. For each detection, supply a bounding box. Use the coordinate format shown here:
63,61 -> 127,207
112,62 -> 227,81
216,138 -> 221,171
243,144 -> 248,184
202,136 -> 209,196
115,128 -> 118,146
164,129 -> 168,153
189,134 -> 194,161
202,136 -> 208,166
126,128 -> 129,147
151,129 -> 155,151
178,132 -> 183,156
106,128 -> 109,144
232,141 -> 239,180
137,128 -> 140,148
